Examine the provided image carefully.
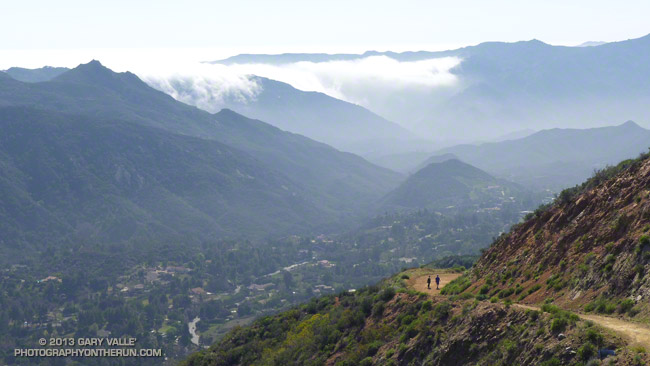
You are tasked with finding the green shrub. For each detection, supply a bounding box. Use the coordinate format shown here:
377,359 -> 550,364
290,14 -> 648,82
577,343 -> 596,361
528,283 -> 542,295
634,265 -> 645,277
400,314 -> 416,326
421,300 -> 433,311
359,357 -> 373,366
361,297 -> 373,315
619,299 -> 635,314
401,274 -> 410,280
585,328 -> 603,345
634,354 -> 645,366
434,301 -> 452,320
613,214 -> 631,232
588,298 -> 617,314
542,299 -> 560,314
546,274 -> 566,291
540,358 -> 561,366
502,339 -> 517,355
498,288 -> 515,298
440,275 -> 472,295
637,235 -> 650,255
479,284 -> 490,295
366,341 -> 383,356
380,287 -> 396,301
550,318 -> 567,332
372,301 -> 385,317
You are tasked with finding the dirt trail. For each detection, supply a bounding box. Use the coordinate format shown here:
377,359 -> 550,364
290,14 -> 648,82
408,272 -> 462,295
410,274 -> 650,349
514,304 -> 650,349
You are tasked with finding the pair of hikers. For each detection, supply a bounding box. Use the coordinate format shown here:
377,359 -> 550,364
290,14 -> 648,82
427,275 -> 440,290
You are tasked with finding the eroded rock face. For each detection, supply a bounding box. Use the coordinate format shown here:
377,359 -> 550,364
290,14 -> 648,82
473,155 -> 650,313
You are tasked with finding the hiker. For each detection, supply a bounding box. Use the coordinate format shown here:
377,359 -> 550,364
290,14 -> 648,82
435,275 -> 440,290
427,276 -> 431,289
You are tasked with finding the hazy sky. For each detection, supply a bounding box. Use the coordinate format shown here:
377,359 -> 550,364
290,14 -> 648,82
1,0 -> 649,69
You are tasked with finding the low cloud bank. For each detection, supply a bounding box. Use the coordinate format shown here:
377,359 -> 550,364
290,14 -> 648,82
138,56 -> 462,115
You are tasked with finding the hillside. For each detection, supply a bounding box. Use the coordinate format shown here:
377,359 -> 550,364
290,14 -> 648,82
0,61 -> 403,227
0,106 -> 327,254
182,267 -> 644,366
2,66 -> 69,82
181,151 -> 650,366
380,159 -> 530,212
149,74 -> 420,156
466,150 -> 650,318
422,121 -> 650,190
371,153 -> 456,174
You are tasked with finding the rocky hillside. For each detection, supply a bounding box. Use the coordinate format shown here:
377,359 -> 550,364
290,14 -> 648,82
470,150 -> 650,318
181,268 -> 642,366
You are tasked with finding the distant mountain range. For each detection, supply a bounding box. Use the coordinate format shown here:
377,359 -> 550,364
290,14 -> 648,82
577,41 -> 607,47
3,66 -> 431,157
211,34 -> 650,141
2,66 -> 68,82
10,62 -> 641,194
0,106 -> 324,248
420,121 -> 650,190
380,159 -> 529,212
156,75 -> 421,156
0,61 -> 403,250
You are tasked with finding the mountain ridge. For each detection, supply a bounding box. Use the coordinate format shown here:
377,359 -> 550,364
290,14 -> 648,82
212,34 -> 650,64
212,75 -> 418,156
210,33 -> 650,141
419,121 -> 650,190
2,66 -> 69,83
380,159 -> 527,212
0,60 -> 403,226
0,105 -> 329,251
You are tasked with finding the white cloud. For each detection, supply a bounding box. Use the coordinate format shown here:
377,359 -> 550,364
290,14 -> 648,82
140,63 -> 262,113
136,55 -> 462,117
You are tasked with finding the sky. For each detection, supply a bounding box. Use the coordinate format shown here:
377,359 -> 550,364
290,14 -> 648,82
1,0 -> 649,69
